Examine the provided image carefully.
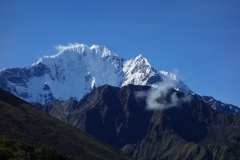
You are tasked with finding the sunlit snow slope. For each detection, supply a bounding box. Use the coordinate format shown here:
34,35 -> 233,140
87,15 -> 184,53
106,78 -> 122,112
0,43 -> 238,114
0,44 -> 188,104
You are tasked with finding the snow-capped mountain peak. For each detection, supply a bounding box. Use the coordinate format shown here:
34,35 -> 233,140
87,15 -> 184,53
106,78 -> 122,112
135,54 -> 143,58
1,44 -> 127,104
35,44 -> 117,66
0,44 -> 190,104
158,70 -> 192,94
0,43 -> 238,114
90,44 -> 112,57
121,54 -> 158,86
160,70 -> 177,80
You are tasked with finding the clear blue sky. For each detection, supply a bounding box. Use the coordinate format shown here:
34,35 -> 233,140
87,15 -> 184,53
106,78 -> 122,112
1,0 -> 240,107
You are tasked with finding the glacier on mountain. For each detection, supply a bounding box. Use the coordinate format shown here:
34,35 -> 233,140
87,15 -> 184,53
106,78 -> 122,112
0,44 -> 189,104
0,43 -> 238,114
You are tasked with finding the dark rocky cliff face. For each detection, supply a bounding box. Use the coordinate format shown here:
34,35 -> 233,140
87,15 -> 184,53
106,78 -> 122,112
43,84 -> 240,160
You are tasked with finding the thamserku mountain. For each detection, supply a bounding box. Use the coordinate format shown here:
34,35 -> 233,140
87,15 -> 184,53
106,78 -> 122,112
0,44 -> 239,114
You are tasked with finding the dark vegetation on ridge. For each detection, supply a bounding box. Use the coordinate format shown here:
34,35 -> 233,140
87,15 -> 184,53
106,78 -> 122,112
42,84 -> 240,160
0,136 -> 70,160
0,88 -> 133,160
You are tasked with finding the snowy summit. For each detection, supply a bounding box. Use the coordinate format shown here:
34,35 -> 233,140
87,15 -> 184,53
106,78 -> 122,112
0,44 -> 188,104
0,43 -> 238,114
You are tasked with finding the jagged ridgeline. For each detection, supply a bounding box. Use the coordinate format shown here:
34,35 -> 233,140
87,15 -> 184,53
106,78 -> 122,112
0,44 -> 238,114
0,43 -> 240,160
42,84 -> 240,160
0,88 -> 133,160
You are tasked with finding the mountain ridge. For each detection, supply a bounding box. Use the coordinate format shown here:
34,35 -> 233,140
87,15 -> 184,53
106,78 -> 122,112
0,87 -> 133,160
41,84 -> 240,160
0,43 -> 239,114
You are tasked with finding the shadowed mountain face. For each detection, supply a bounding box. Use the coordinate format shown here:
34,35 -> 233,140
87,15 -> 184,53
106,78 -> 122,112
1,43 -> 238,114
0,88 -> 133,160
43,84 -> 240,160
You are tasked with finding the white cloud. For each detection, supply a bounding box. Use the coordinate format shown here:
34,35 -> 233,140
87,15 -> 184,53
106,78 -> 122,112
135,77 -> 192,110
